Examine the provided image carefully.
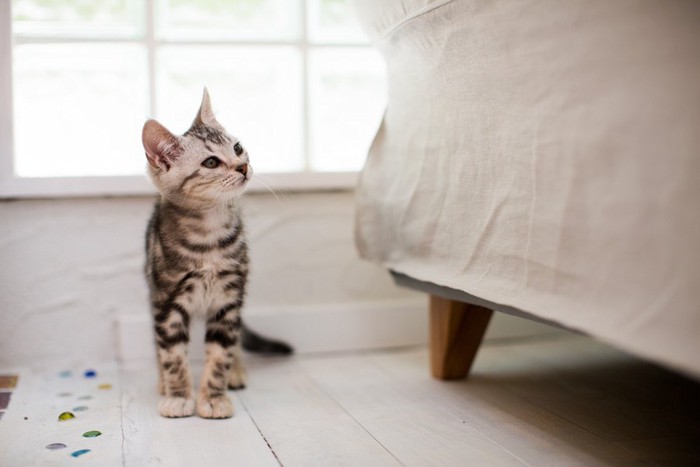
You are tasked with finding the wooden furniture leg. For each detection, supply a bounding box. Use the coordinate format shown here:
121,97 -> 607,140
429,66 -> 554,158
430,295 -> 493,380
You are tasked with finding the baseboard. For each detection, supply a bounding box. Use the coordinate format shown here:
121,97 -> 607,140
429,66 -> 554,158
117,298 -> 561,363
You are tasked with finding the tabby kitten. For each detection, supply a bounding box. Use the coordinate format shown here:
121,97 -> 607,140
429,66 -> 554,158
143,89 -> 250,419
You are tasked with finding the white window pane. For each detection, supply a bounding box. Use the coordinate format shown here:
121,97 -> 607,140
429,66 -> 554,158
13,44 -> 149,178
156,46 -> 303,173
307,0 -> 368,44
309,48 -> 386,172
157,0 -> 299,41
12,0 -> 143,38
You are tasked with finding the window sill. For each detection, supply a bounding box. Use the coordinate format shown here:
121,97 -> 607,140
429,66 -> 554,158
0,172 -> 359,199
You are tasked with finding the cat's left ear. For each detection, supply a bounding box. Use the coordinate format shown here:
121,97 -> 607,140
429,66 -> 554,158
142,119 -> 182,171
191,87 -> 217,127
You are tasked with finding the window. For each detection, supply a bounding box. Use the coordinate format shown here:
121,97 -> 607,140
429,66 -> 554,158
0,0 -> 386,197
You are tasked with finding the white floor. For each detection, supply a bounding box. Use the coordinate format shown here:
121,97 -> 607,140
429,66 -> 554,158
2,334 -> 699,466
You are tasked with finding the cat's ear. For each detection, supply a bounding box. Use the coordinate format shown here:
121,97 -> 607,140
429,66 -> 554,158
142,119 -> 182,170
192,87 -> 217,127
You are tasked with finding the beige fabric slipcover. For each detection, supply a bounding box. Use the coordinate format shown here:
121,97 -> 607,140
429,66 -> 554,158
352,0 -> 700,377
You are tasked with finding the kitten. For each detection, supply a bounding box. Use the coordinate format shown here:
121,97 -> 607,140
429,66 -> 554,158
143,88 -> 251,419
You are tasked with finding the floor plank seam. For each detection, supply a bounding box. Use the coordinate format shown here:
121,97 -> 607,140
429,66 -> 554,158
237,393 -> 284,467
120,365 -> 127,467
297,360 -> 406,466
374,356 -> 532,466
503,383 -> 612,444
327,401 -> 406,466
452,412 -> 533,467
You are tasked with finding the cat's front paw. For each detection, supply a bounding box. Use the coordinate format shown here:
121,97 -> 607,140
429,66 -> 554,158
197,395 -> 234,419
158,397 -> 195,418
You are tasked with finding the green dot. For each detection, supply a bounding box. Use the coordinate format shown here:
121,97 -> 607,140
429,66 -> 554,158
82,430 -> 102,438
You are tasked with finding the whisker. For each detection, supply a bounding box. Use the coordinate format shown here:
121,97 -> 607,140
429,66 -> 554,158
252,173 -> 288,203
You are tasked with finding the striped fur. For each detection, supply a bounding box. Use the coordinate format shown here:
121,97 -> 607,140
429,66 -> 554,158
143,89 -> 250,419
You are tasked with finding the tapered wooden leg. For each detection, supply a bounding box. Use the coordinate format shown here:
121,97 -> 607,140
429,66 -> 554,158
430,295 -> 493,380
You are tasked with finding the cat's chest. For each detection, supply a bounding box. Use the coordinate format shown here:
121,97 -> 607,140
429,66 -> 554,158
195,250 -> 231,271
186,262 -> 234,317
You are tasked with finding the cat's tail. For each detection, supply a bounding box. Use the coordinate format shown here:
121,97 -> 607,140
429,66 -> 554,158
241,323 -> 294,356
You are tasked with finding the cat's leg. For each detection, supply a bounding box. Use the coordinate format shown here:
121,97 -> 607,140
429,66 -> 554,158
153,304 -> 195,418
197,305 -> 243,419
157,358 -> 165,395
228,341 -> 247,390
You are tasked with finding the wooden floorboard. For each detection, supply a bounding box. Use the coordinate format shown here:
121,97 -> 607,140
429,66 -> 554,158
470,337 -> 700,444
121,366 -> 279,467
2,335 -> 699,466
0,365 -> 123,466
369,347 -> 650,466
615,435 -> 700,466
238,357 -> 401,467
300,354 -> 526,466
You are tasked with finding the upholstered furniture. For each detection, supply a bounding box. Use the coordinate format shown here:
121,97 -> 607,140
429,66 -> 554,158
352,0 -> 700,379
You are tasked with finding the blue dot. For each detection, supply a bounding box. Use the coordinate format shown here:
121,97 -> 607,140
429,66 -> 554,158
70,449 -> 91,458
83,370 -> 97,378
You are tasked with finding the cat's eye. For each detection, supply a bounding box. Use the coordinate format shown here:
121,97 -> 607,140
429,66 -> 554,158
233,143 -> 244,156
202,156 -> 221,169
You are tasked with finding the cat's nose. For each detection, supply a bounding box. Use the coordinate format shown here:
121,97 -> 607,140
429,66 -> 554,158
236,163 -> 249,176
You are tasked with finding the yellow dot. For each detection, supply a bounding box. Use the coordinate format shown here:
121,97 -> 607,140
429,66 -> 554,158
58,411 -> 75,421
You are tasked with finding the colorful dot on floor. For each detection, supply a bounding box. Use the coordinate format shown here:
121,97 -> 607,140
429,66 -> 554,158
77,395 -> 92,401
83,370 -> 97,378
58,392 -> 72,397
58,370 -> 72,378
46,443 -> 67,450
70,449 -> 90,458
0,393 -> 10,410
58,412 -> 75,421
0,375 -> 18,389
72,406 -> 89,412
82,430 -> 102,438
97,383 -> 112,390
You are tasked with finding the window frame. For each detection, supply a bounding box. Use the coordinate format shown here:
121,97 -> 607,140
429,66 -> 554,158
0,0 -> 371,199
